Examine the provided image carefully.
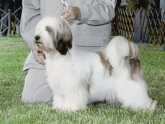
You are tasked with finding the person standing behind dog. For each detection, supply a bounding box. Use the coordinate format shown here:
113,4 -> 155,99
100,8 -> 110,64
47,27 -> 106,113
160,0 -> 165,51
0,0 -> 4,31
13,0 -> 22,36
1,0 -> 13,36
20,0 -> 117,103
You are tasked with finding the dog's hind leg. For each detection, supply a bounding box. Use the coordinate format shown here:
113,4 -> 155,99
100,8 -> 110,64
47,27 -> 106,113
115,76 -> 157,111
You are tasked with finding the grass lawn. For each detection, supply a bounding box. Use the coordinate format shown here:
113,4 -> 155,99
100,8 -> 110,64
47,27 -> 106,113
0,36 -> 165,123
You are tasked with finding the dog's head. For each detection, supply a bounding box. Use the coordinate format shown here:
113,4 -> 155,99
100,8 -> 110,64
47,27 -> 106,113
34,17 -> 72,55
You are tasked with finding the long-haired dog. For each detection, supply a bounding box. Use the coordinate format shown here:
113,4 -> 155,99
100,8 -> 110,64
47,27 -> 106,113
34,17 -> 157,112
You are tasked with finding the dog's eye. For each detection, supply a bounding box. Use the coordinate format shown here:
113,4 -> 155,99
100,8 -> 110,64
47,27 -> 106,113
46,26 -> 52,33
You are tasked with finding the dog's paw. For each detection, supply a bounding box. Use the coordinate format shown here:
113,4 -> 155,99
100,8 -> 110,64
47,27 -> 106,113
121,99 -> 157,111
52,105 -> 84,112
140,99 -> 157,111
52,100 -> 87,112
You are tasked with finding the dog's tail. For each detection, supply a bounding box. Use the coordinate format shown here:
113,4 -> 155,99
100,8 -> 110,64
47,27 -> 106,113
127,41 -> 144,80
105,36 -> 143,80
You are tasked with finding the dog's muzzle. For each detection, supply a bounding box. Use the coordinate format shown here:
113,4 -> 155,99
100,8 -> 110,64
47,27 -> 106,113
35,35 -> 40,40
35,35 -> 42,44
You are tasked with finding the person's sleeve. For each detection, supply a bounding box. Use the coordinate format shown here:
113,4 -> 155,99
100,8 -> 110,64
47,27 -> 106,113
20,0 -> 41,51
76,0 -> 116,25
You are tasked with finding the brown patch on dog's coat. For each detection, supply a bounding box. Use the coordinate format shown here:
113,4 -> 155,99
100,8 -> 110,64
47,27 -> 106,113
97,52 -> 113,75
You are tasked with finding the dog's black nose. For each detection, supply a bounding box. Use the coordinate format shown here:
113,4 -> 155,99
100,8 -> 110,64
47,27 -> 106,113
35,35 -> 40,40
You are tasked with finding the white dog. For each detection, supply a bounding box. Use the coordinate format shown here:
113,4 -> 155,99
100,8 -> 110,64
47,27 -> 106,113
34,17 -> 157,112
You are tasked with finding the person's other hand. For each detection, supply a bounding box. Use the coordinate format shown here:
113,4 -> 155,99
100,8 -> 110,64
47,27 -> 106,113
33,48 -> 45,65
61,6 -> 81,23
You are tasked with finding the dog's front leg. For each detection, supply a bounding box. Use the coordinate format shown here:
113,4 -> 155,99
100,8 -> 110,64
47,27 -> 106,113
51,76 -> 88,112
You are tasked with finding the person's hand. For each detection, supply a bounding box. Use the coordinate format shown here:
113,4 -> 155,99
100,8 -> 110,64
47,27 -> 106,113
61,6 -> 81,23
33,48 -> 45,65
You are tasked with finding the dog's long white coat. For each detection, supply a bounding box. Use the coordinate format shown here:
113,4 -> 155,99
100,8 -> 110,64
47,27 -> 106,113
35,17 -> 157,112
45,36 -> 156,111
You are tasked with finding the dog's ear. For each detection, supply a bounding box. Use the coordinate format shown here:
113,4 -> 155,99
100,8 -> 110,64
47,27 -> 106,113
55,31 -> 72,55
45,19 -> 72,55
45,25 -> 69,55
55,18 -> 72,55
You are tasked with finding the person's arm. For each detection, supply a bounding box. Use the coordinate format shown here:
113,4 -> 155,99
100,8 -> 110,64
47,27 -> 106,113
62,0 -> 116,25
78,0 -> 116,25
20,0 -> 41,51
